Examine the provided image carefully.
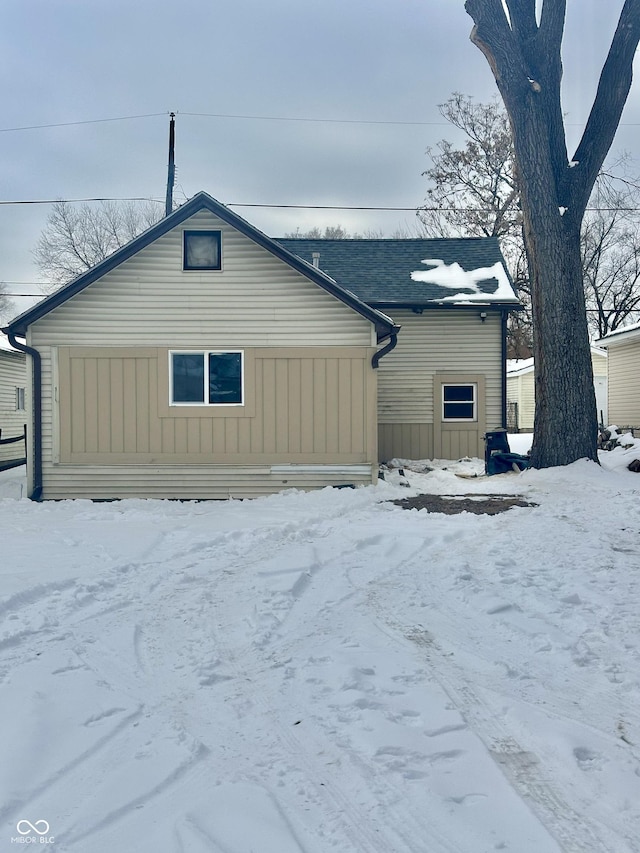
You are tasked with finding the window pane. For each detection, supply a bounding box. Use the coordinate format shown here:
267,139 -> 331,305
172,354 -> 205,402
444,402 -> 475,419
443,385 -> 474,402
209,352 -> 242,404
184,232 -> 221,269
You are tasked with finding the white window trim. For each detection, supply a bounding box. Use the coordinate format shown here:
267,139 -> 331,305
169,350 -> 244,407
15,387 -> 25,411
442,382 -> 478,423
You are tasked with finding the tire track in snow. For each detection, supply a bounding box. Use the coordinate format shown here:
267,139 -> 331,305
370,613 -> 627,853
196,520 -> 470,853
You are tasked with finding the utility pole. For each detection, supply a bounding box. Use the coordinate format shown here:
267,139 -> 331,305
165,112 -> 176,217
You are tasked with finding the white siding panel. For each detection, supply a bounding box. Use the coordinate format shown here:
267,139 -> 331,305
607,341 -> 640,428
0,351 -> 27,464
31,210 -> 373,348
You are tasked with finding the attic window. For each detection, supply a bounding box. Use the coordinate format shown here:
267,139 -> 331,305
183,230 -> 222,270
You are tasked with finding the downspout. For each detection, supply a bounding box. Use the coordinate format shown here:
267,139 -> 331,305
501,310 -> 508,429
6,332 -> 43,500
371,331 -> 399,368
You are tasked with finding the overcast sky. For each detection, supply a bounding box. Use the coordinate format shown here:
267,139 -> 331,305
2,0 -> 639,318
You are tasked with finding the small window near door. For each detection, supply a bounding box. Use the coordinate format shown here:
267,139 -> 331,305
442,383 -> 477,421
15,387 -> 25,411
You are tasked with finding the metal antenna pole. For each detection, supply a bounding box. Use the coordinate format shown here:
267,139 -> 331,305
165,112 -> 176,217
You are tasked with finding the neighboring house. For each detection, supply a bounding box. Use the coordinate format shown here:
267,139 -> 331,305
3,192 -> 398,500
596,322 -> 640,430
506,345 -> 608,432
278,237 -> 519,461
0,334 -> 27,469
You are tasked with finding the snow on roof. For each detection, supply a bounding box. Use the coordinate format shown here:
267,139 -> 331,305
507,357 -> 534,376
597,321 -> 640,346
410,259 -> 518,303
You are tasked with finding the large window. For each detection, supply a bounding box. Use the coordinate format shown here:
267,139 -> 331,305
170,351 -> 243,406
442,383 -> 477,422
183,230 -> 222,271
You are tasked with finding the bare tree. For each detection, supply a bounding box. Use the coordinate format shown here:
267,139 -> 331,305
420,94 -> 640,355
283,225 -> 355,239
0,284 -> 13,324
419,94 -> 531,356
34,200 -> 164,287
463,0 -> 640,467
582,169 -> 640,338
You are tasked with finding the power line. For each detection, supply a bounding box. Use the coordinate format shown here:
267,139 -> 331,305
2,109 -> 640,136
2,197 -> 640,213
0,113 -> 167,133
0,197 -> 164,206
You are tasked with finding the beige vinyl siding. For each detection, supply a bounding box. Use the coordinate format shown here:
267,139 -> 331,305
377,310 -> 502,460
592,351 -> 607,376
606,340 -> 640,428
0,350 -> 27,466
507,371 -> 535,432
45,345 -> 377,499
27,209 -> 380,498
34,465 -> 376,501
30,210 -> 374,349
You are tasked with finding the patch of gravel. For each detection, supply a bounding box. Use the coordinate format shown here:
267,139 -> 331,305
390,494 -> 537,515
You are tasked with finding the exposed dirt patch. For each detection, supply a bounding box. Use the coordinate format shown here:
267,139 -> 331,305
390,494 -> 537,515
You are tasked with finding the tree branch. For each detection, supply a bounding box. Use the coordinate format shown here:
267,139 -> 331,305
465,0 -> 517,87
504,0 -> 537,39
571,0 -> 640,215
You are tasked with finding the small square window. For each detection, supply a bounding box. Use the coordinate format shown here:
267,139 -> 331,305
442,383 -> 477,421
183,230 -> 221,270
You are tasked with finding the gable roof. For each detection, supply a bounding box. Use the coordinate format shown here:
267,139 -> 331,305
4,192 -> 397,342
276,236 -> 519,308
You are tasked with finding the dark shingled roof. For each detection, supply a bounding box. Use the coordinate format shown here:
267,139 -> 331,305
276,236 -> 518,308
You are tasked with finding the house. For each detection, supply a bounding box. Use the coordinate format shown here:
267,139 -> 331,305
278,237 -> 519,461
3,192 -> 398,500
4,193 -> 519,501
596,323 -> 640,430
0,334 -> 27,470
506,346 -> 608,432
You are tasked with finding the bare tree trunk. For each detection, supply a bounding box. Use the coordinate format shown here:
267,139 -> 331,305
464,0 -> 640,468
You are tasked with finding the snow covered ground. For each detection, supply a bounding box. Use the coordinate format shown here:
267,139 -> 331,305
2,437 -> 640,852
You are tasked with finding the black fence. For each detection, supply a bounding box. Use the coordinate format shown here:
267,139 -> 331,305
0,425 -> 27,471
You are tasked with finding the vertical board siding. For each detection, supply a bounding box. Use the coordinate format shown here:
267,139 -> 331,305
56,346 -> 374,466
